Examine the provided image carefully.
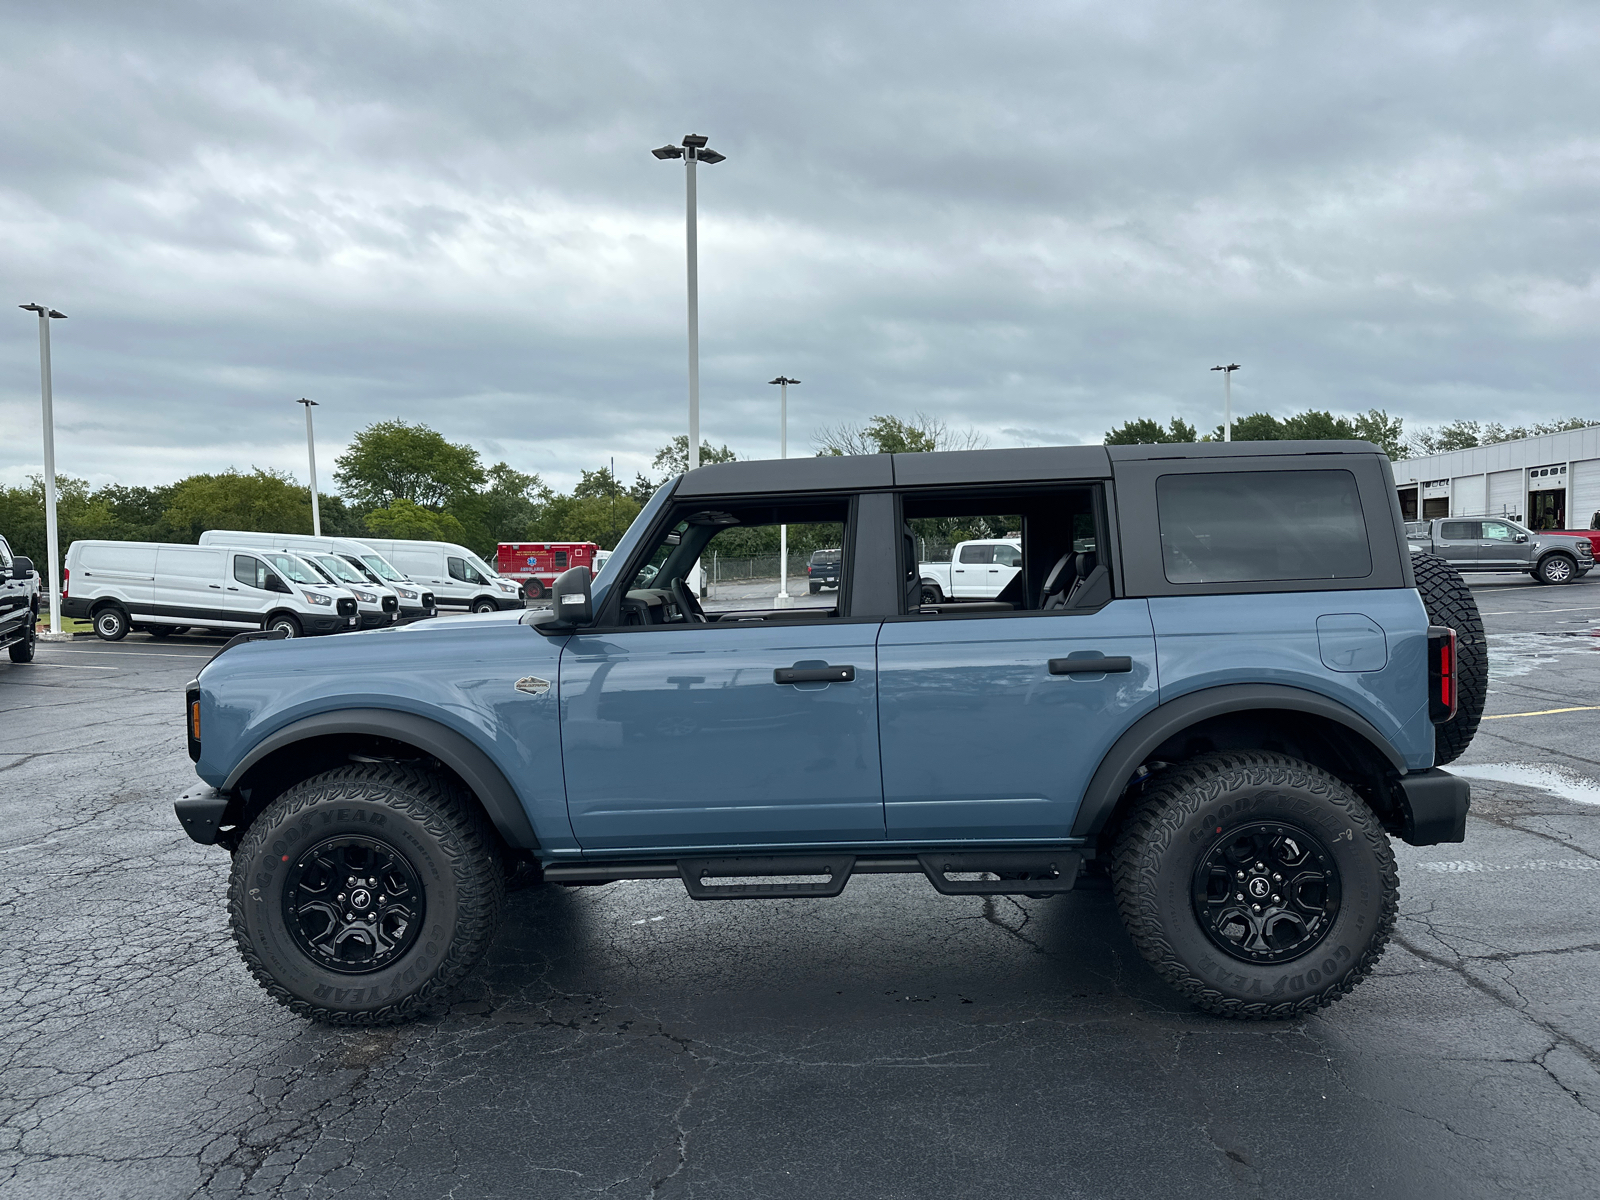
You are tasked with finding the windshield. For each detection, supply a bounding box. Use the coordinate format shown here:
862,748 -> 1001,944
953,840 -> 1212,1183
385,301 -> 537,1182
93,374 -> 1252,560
312,554 -> 366,584
466,551 -> 498,579
264,552 -> 324,585
360,554 -> 404,581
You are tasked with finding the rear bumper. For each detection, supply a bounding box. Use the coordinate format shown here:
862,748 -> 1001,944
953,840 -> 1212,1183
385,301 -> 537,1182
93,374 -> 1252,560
61,597 -> 91,619
1397,768 -> 1470,846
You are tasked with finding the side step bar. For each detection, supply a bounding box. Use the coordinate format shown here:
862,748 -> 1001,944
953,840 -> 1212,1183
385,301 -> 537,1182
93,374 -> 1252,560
543,850 -> 1083,900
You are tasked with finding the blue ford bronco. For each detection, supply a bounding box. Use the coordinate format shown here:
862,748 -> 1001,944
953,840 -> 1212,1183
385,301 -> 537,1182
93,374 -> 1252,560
175,442 -> 1483,1023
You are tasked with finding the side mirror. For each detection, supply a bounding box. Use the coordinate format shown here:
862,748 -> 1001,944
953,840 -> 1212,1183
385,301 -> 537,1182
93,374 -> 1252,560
549,566 -> 592,628
1515,534 -> 1529,543
266,575 -> 293,594
10,556 -> 33,580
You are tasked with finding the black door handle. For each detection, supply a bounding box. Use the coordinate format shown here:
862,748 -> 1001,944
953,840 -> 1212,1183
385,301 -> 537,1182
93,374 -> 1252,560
1049,655 -> 1132,675
774,665 -> 855,684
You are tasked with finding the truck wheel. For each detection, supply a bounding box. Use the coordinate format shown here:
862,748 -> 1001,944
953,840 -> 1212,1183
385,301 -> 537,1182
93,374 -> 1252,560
470,597 -> 496,614
525,579 -> 544,600
809,582 -> 821,595
1111,751 -> 1397,1019
1537,553 -> 1576,585
228,764 -> 507,1025
147,626 -> 173,640
93,606 -> 130,641
8,626 -> 35,663
920,584 -> 943,605
266,613 -> 302,638
1411,551 -> 1486,766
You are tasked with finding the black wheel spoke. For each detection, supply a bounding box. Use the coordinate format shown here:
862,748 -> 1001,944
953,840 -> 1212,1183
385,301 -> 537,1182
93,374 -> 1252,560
283,834 -> 426,975
1191,820 -> 1342,966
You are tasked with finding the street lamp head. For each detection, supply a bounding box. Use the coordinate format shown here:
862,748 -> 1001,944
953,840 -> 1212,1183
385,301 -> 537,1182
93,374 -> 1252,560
680,134 -> 708,148
768,376 -> 801,386
652,144 -> 684,160
1210,363 -> 1240,373
20,304 -> 66,318
297,397 -> 319,407
694,148 -> 725,164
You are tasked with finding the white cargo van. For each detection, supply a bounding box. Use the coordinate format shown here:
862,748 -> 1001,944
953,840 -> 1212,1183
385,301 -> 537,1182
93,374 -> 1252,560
62,541 -> 361,641
197,531 -> 435,620
353,538 -> 524,612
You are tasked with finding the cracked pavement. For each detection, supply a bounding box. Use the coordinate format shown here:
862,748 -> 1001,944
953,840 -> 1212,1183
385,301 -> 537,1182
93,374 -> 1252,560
3,581 -> 1599,1199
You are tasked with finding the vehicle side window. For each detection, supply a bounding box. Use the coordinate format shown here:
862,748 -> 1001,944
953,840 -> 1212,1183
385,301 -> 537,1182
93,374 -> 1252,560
0,541 -> 11,571
554,550 -> 568,570
1481,521 -> 1517,542
1156,470 -> 1372,585
1439,521 -> 1478,540
614,500 -> 849,626
448,557 -> 481,584
901,485 -> 1099,617
233,555 -> 265,589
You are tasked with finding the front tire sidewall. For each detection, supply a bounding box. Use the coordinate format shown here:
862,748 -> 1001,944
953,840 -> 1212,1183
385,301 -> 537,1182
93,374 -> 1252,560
230,773 -> 487,1021
1116,757 -> 1395,1017
94,607 -> 129,641
267,614 -> 301,638
1539,554 -> 1575,585
471,599 -> 496,614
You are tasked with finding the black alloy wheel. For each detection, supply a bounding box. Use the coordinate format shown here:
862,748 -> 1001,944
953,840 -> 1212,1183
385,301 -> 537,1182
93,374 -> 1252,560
282,835 -> 425,973
1191,821 -> 1341,965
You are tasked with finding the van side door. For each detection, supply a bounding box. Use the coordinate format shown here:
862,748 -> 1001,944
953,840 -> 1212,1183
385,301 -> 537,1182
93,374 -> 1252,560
155,547 -> 245,628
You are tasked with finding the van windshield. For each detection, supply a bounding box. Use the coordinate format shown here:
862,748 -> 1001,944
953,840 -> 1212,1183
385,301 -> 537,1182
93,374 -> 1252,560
360,554 -> 404,581
264,553 -> 324,585
312,554 -> 366,584
465,552 -> 498,579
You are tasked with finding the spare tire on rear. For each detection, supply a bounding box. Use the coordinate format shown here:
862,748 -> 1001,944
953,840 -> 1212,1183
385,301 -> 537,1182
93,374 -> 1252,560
1411,552 -> 1486,765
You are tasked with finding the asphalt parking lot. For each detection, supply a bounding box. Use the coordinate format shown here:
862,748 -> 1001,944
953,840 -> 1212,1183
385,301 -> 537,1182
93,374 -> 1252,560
3,581 -> 1599,1200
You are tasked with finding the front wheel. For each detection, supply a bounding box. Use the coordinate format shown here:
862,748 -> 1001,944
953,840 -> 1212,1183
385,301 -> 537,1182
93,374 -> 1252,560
93,606 -> 130,641
228,764 -> 506,1024
1537,553 -> 1577,585
8,626 -> 35,663
266,613 -> 302,638
470,598 -> 497,614
1111,750 -> 1397,1020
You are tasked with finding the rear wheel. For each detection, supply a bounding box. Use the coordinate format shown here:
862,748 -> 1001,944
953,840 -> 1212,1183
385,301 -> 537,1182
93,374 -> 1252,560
919,584 -> 943,605
266,613 -> 302,638
471,597 -> 497,614
1537,553 -> 1577,585
228,764 -> 506,1024
1112,751 -> 1397,1019
147,626 -> 173,640
8,626 -> 35,663
809,582 -> 821,595
1411,552 -> 1485,765
93,606 -> 130,641
525,579 -> 544,600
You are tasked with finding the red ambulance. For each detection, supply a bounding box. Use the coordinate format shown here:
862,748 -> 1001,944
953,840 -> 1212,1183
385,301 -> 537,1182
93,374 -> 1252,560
496,542 -> 599,599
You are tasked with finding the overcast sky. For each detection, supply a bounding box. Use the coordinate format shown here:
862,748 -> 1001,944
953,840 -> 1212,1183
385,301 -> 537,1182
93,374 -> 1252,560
2,1 -> 1596,494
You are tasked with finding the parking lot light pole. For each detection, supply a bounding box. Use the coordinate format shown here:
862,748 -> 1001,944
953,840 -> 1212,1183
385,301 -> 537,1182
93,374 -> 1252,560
20,304 -> 68,638
297,398 -> 321,537
769,377 -> 800,599
1211,363 -> 1240,441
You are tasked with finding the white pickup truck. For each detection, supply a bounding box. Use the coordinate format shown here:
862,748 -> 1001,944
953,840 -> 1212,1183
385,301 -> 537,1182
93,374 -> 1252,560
917,538 -> 1022,603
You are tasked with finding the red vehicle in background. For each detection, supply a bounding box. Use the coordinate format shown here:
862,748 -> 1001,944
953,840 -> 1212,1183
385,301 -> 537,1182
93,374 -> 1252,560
1547,530 -> 1600,560
497,542 -> 599,599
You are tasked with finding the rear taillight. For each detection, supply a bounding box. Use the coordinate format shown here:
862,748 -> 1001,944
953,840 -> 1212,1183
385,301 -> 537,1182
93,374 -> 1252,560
1428,625 -> 1457,724
61,567 -> 68,599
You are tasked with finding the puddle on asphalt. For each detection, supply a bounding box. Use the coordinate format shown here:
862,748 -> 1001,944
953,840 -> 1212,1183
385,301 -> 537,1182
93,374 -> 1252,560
1486,629 -> 1600,681
1450,762 -> 1600,806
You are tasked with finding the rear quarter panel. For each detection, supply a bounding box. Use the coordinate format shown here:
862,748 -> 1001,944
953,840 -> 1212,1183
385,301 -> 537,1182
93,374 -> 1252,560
1149,588 -> 1434,770
195,616 -> 577,851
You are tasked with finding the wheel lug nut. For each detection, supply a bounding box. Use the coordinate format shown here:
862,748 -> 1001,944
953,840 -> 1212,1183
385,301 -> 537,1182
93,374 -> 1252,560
337,893 -> 345,901
368,911 -> 376,919
1273,873 -> 1282,882
1235,893 -> 1244,901
1255,862 -> 1264,870
1235,870 -> 1245,879
1252,903 -> 1262,912
1272,895 -> 1281,904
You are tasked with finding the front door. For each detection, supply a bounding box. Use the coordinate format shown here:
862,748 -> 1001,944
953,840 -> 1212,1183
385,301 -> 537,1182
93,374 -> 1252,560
559,623 -> 885,850
1478,519 -> 1529,569
876,603 -> 1158,840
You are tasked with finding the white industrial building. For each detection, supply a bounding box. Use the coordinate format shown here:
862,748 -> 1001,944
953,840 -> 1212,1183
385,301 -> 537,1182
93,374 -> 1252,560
1391,426 -> 1600,532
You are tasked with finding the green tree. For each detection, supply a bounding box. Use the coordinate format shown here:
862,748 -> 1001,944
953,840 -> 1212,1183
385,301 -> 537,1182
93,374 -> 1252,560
334,420 -> 485,509
163,469 -> 313,541
1104,417 -> 1198,444
651,437 -> 738,478
1207,412 -> 1288,441
364,498 -> 469,542
526,492 -> 643,549
448,462 -> 543,556
813,412 -> 987,456
1350,410 -> 1407,460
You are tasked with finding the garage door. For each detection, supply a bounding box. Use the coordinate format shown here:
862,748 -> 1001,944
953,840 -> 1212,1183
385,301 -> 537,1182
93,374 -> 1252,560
1572,460 -> 1600,529
1452,474 -> 1486,516
1488,470 -> 1522,521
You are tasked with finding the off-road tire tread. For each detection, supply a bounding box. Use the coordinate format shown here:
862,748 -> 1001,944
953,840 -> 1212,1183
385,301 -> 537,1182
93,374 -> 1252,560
227,763 -> 506,1026
1410,551 -> 1486,764
1111,750 -> 1398,1021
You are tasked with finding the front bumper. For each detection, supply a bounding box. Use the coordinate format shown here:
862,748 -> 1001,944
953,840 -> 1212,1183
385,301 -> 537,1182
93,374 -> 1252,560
174,784 -> 232,846
1397,768 -> 1470,846
305,612 -> 360,635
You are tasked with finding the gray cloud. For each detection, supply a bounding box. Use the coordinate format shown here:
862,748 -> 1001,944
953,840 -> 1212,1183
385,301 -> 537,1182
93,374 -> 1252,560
2,0 -> 1597,492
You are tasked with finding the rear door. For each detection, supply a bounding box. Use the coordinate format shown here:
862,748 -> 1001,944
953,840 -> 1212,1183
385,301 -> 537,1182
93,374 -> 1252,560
1434,520 -> 1481,567
949,541 -> 992,597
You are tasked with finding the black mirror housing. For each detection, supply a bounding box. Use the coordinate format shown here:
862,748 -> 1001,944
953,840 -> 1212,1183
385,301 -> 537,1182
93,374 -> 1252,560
11,556 -> 33,580
267,575 -> 293,594
544,566 -> 593,630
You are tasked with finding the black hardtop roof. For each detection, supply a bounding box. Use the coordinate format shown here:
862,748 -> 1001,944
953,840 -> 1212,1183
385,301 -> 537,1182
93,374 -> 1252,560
673,440 -> 1385,497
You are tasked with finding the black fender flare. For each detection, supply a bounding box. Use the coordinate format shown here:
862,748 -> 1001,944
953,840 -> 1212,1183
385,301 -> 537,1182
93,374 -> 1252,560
1069,684 -> 1408,840
222,708 -> 539,849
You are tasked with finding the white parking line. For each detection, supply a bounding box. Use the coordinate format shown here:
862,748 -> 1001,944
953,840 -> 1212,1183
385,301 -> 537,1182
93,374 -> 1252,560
1480,606 -> 1600,616
28,663 -> 119,671
49,650 -> 212,659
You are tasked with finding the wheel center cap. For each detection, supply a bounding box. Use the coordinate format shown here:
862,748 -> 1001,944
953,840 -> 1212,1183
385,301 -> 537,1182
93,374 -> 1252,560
1247,877 -> 1271,899
350,888 -> 372,909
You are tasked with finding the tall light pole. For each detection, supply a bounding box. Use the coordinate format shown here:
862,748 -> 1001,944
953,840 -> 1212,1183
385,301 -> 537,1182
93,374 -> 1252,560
769,376 -> 800,600
20,304 -> 67,638
1211,363 -> 1240,441
297,398 -> 321,536
652,134 -> 726,477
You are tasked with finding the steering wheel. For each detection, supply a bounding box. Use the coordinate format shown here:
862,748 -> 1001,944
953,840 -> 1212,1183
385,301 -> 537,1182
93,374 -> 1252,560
670,576 -> 708,624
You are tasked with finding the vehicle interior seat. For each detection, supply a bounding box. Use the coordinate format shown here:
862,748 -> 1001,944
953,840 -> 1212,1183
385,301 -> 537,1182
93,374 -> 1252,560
1038,551 -> 1079,608
1042,552 -> 1098,610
